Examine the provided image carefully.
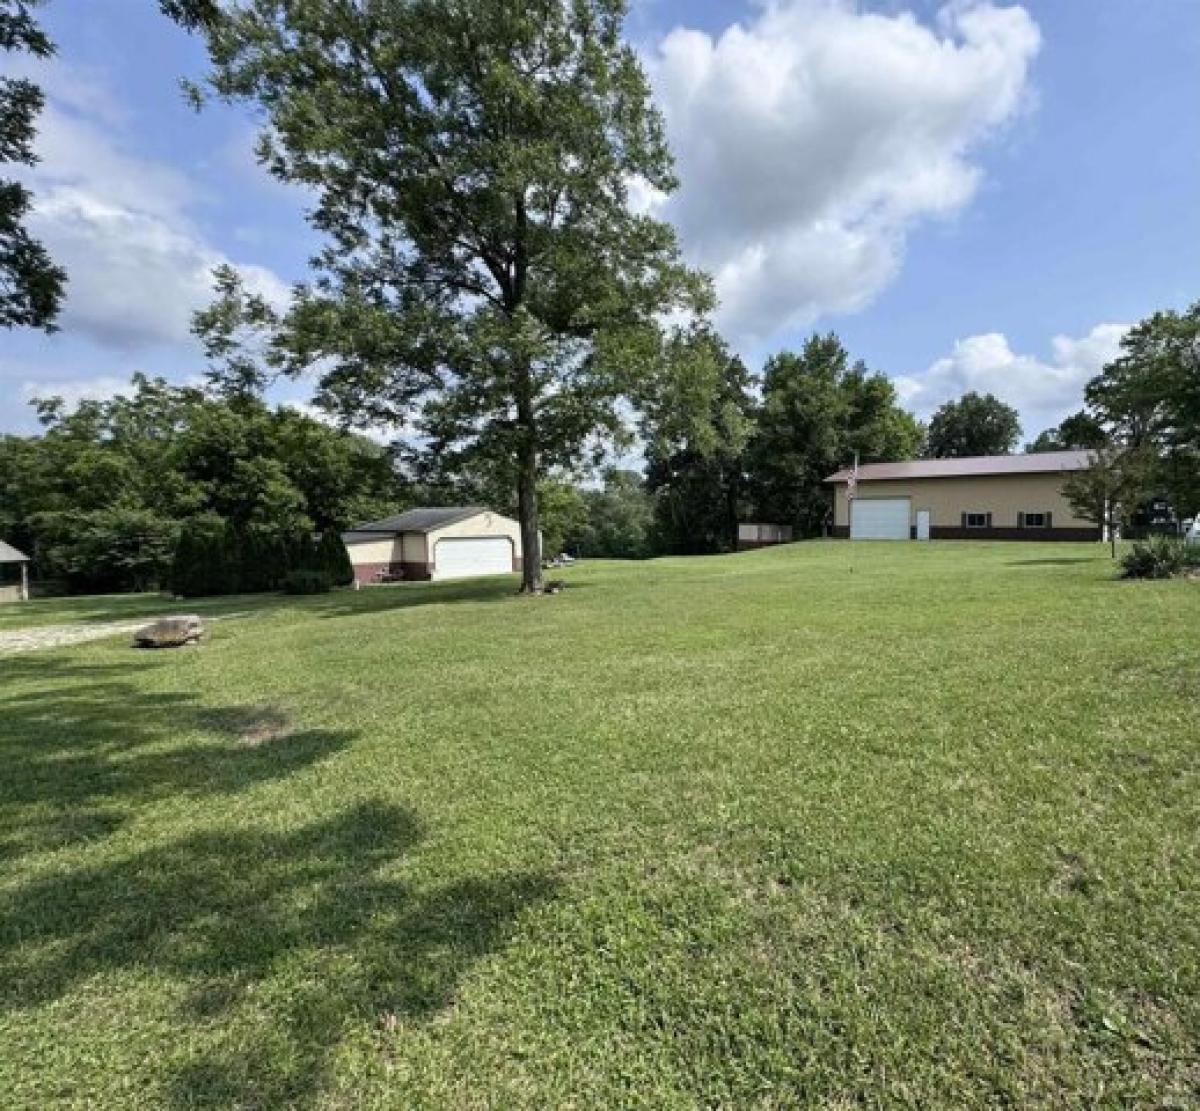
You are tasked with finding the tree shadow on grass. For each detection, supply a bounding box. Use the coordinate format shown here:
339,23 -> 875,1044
305,576 -> 529,620
0,801 -> 557,1106
0,656 -> 349,861
303,576 -> 596,624
5,574 -> 591,638
1006,557 -> 1100,567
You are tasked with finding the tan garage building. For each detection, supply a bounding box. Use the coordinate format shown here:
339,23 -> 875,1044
826,451 -> 1100,541
342,507 -> 527,583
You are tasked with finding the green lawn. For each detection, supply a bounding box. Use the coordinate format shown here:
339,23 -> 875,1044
1,542 -> 1197,1107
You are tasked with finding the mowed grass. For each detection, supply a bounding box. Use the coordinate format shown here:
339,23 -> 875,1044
1,542 -> 1197,1107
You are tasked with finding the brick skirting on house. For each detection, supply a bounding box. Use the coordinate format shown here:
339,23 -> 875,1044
928,526 -> 1101,541
351,561 -> 400,584
829,525 -> 1100,541
352,560 -> 436,583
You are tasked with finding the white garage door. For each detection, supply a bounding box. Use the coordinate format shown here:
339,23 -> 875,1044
850,498 -> 911,540
433,537 -> 513,579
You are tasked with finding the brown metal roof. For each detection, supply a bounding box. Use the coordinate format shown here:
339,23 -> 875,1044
0,540 -> 30,563
825,450 -> 1093,483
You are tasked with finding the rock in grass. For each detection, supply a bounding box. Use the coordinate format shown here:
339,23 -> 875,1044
133,615 -> 204,649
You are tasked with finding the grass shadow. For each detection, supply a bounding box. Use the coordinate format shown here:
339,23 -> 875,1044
3,573 -> 596,636
0,801 -> 557,1106
0,591 -> 284,631
1007,558 -> 1100,567
306,576 -> 528,621
0,656 -> 350,861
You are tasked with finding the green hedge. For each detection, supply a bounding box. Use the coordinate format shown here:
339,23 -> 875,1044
170,525 -> 353,597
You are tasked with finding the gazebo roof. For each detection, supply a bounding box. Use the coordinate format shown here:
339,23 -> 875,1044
0,540 -> 30,563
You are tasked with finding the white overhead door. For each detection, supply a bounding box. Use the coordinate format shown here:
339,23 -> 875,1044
433,537 -> 513,579
850,498 -> 911,540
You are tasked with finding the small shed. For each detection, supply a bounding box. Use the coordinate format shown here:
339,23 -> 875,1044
0,540 -> 31,603
737,523 -> 794,550
342,507 -> 527,584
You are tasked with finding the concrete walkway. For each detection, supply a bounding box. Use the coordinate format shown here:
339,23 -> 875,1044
0,621 -> 152,656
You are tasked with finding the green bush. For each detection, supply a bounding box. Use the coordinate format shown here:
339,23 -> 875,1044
170,516 -> 232,597
317,530 -> 355,586
1120,536 -> 1200,579
235,529 -> 276,594
281,569 -> 332,594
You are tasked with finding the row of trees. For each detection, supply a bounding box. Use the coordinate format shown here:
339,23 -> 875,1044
0,376 -> 400,593
639,329 -> 922,552
7,295 -> 1194,591
171,519 -> 353,597
5,2 -> 1195,588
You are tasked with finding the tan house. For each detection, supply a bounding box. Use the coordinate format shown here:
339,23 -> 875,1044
0,540 -> 31,603
342,507 -> 527,583
826,450 -> 1100,541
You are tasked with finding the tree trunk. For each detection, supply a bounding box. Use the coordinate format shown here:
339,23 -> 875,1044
517,436 -> 543,593
726,463 -> 741,552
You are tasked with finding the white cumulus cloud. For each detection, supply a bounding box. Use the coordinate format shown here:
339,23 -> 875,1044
895,322 -> 1127,436
644,0 -> 1041,343
18,374 -> 133,410
18,61 -> 290,353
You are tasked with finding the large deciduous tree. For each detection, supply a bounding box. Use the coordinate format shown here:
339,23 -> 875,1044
643,326 -> 755,554
924,391 -> 1021,458
1081,302 -> 1200,517
0,0 -> 66,330
750,334 -> 922,537
1026,410 -> 1108,453
190,0 -> 706,592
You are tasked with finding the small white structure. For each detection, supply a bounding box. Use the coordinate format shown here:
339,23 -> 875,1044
738,523 -> 793,550
342,507 -> 527,584
0,540 -> 30,603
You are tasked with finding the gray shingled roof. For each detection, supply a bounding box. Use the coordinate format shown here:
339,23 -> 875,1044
825,450 -> 1093,484
348,507 -> 492,534
0,540 -> 30,563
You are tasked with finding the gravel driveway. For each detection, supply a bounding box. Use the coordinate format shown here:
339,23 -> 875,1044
0,621 -> 154,656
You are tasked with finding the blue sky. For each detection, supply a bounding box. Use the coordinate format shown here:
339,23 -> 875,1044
3,0 -> 1198,447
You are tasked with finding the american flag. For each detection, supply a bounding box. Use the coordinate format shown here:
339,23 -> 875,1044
846,453 -> 859,500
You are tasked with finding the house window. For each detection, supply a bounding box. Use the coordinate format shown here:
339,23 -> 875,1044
965,512 -> 989,528
1023,512 -> 1046,528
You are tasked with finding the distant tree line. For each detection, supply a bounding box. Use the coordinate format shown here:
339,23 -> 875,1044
0,375 -> 396,594
4,297 -> 1195,593
5,2 -> 1195,593
427,328 -> 928,557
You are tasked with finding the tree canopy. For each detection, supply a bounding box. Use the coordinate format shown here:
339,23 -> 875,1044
643,326 -> 755,554
567,469 -> 655,559
188,0 -> 707,592
750,334 -> 922,537
1080,302 -> 1200,516
1026,411 -> 1108,453
923,391 -> 1021,458
0,0 -> 66,330
1,376 -> 401,592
